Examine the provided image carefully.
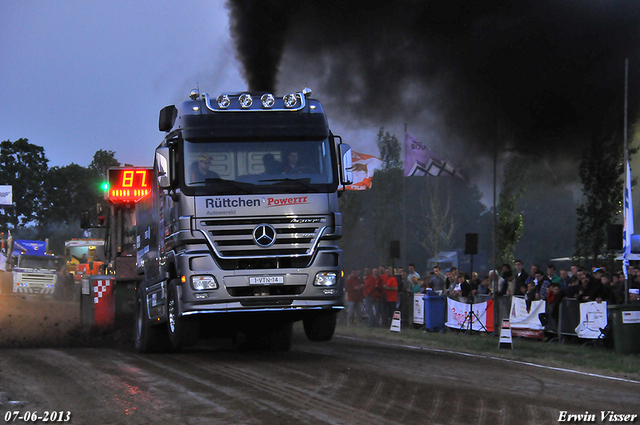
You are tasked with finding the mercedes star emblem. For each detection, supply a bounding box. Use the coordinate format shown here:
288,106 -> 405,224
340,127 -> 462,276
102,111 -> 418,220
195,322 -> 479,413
253,224 -> 277,247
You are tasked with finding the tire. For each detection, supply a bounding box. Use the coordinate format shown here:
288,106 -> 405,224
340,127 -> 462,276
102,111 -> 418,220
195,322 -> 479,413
134,291 -> 169,353
167,280 -> 199,351
303,312 -> 337,342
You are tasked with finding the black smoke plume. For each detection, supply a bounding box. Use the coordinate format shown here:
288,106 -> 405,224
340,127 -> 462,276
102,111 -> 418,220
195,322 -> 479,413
226,0 -> 299,92
227,0 -> 640,182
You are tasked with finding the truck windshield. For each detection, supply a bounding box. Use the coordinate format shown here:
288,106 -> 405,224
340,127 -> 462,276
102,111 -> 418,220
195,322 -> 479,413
183,139 -> 336,194
17,255 -> 65,271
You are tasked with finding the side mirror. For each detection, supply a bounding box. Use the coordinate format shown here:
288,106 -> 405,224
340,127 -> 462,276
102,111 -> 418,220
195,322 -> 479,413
159,105 -> 177,132
156,147 -> 171,189
339,143 -> 353,186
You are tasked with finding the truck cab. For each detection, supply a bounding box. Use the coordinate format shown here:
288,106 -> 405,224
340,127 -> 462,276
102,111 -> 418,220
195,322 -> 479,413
7,240 -> 64,296
134,88 -> 352,352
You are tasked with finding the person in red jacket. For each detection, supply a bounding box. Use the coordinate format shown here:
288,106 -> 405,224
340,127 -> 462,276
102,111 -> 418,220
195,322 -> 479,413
364,268 -> 383,327
383,267 -> 399,326
345,269 -> 363,326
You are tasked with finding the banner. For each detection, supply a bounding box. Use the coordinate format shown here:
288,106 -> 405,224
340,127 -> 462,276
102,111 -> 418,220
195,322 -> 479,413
509,297 -> 545,339
0,185 -> 12,206
575,301 -> 608,339
404,133 -> 465,179
445,298 -> 494,332
345,151 -> 383,190
413,293 -> 424,325
12,240 -> 47,256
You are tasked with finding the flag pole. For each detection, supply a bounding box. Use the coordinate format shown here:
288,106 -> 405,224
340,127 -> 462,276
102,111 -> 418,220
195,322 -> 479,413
492,124 -> 498,331
624,58 -> 630,304
402,123 -> 408,325
403,123 -> 408,267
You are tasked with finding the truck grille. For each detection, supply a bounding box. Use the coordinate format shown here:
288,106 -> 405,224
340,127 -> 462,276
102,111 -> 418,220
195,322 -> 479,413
199,216 -> 328,270
14,273 -> 56,295
201,216 -> 326,257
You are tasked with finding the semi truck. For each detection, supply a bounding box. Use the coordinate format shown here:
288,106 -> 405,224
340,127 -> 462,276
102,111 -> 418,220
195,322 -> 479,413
6,239 -> 65,295
134,87 -> 352,352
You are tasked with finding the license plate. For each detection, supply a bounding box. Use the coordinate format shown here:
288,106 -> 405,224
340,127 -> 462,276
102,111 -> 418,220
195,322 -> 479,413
249,276 -> 284,285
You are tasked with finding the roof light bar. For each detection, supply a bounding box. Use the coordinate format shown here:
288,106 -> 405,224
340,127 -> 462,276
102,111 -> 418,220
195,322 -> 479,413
202,90 -> 309,112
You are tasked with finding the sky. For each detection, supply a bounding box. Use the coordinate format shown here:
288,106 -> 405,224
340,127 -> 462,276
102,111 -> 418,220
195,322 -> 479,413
2,1 -> 640,208
0,1 -> 245,168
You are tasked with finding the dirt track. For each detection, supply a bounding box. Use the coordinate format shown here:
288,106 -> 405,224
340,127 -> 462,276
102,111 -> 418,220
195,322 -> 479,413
0,295 -> 82,348
0,295 -> 638,425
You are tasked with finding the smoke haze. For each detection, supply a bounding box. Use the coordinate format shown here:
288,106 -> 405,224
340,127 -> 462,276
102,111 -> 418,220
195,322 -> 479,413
227,0 -> 640,188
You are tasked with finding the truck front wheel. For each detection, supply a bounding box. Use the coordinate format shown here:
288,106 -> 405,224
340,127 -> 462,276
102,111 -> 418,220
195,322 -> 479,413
303,311 -> 337,342
167,280 -> 199,351
134,297 -> 169,353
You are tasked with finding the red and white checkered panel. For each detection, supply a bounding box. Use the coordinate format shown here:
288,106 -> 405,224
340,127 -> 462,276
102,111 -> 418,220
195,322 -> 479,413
94,280 -> 112,304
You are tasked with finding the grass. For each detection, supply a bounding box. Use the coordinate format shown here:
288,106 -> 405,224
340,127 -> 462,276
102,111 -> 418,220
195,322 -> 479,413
333,322 -> 640,380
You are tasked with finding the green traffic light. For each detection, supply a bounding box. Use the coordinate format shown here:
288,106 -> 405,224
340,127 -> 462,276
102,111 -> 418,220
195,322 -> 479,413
101,182 -> 109,191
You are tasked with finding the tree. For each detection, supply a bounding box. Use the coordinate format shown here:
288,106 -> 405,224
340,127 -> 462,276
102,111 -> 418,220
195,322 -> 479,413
376,128 -> 402,171
371,128 -> 403,262
41,163 -> 104,224
90,149 -> 121,178
516,182 -> 577,267
574,132 -> 624,266
413,178 -> 455,262
0,139 -> 49,228
496,155 -> 529,266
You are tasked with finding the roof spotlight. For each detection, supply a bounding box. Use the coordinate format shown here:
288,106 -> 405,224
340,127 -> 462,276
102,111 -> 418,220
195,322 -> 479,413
217,94 -> 231,109
261,93 -> 275,108
283,93 -> 298,108
239,93 -> 253,109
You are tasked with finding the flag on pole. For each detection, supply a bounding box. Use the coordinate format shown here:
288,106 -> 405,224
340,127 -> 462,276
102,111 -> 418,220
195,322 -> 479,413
404,133 -> 465,179
623,160 -> 634,280
0,185 -> 12,207
345,151 -> 383,190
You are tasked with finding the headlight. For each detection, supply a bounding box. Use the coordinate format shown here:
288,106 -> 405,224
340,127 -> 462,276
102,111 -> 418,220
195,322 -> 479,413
191,275 -> 218,291
314,271 -> 337,287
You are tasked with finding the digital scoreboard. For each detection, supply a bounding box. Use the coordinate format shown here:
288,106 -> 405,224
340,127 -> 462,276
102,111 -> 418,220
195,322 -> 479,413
106,168 -> 152,203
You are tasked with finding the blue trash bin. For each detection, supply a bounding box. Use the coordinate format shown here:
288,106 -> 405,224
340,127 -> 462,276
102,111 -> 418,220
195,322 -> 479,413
423,292 -> 446,332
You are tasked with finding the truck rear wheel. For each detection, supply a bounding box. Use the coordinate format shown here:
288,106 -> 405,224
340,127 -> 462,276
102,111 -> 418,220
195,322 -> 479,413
303,311 -> 337,342
134,296 -> 169,353
167,280 -> 199,351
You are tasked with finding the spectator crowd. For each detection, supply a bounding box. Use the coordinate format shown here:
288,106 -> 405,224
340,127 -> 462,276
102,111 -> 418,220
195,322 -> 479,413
343,260 -> 640,327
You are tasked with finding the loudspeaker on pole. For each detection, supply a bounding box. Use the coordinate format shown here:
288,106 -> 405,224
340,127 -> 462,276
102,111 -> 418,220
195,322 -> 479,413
465,233 -> 478,255
390,240 -> 400,259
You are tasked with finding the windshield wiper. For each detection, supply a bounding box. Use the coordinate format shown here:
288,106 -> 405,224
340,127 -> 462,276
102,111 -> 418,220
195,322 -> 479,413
258,178 -> 320,192
191,178 -> 253,194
